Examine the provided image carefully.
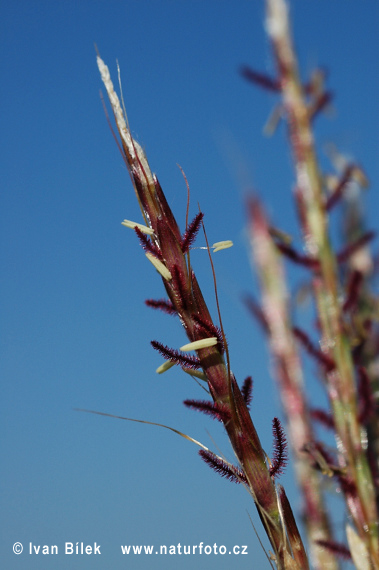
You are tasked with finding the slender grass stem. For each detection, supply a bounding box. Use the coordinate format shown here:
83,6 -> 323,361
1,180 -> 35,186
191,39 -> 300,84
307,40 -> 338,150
265,0 -> 379,566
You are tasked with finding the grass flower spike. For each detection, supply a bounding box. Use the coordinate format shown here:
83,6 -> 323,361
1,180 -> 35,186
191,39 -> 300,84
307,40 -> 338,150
97,52 -> 309,569
94,2 -> 379,568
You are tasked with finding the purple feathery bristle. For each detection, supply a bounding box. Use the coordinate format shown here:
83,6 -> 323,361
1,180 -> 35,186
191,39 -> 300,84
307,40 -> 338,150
310,408 -> 335,430
326,164 -> 355,211
293,326 -> 335,372
199,449 -> 247,485
241,376 -> 253,409
337,231 -> 376,264
275,242 -> 320,269
134,226 -> 162,258
145,298 -> 177,315
337,474 -> 357,498
343,270 -> 364,313
181,212 -> 204,254
183,399 -> 231,423
192,314 -> 224,353
269,417 -> 288,478
151,340 -> 201,369
314,540 -> 351,561
240,66 -> 280,92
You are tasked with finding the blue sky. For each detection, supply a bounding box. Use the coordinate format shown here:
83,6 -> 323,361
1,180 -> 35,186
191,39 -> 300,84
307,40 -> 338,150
1,1 -> 378,569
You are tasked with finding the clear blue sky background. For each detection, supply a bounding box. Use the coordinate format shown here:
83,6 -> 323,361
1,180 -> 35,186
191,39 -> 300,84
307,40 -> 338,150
1,1 -> 378,569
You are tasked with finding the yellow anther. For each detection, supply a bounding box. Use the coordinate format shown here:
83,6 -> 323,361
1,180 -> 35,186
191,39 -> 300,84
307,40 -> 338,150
212,240 -> 233,253
180,338 -> 218,351
156,361 -> 175,374
145,253 -> 172,281
122,219 -> 154,235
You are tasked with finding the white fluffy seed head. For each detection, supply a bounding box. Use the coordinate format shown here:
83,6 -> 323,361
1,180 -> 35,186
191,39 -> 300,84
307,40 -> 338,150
97,55 -> 155,188
96,56 -> 134,155
265,0 -> 289,40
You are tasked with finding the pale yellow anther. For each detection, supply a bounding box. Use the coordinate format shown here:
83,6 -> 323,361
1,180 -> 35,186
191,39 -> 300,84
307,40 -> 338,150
145,252 -> 172,281
156,361 -> 175,374
182,368 -> 207,382
180,338 -> 218,351
212,240 -> 233,253
122,219 -> 154,235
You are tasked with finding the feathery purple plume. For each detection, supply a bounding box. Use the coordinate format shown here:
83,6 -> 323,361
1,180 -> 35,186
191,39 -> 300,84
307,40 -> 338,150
326,164 -> 355,211
181,212 -> 204,254
337,231 -> 376,264
145,298 -> 177,315
240,66 -> 280,92
134,226 -> 162,259
199,449 -> 247,485
293,327 -> 335,372
269,417 -> 288,478
183,399 -> 231,423
275,242 -> 320,269
343,270 -> 364,313
310,408 -> 335,430
314,540 -> 351,561
192,313 -> 225,353
151,340 -> 201,369
241,376 -> 253,409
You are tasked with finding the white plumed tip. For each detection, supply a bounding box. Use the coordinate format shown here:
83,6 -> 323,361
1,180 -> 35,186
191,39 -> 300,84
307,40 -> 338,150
266,0 -> 289,40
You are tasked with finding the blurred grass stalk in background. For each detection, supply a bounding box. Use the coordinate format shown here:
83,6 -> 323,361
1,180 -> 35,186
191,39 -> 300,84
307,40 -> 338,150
95,0 -> 379,568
